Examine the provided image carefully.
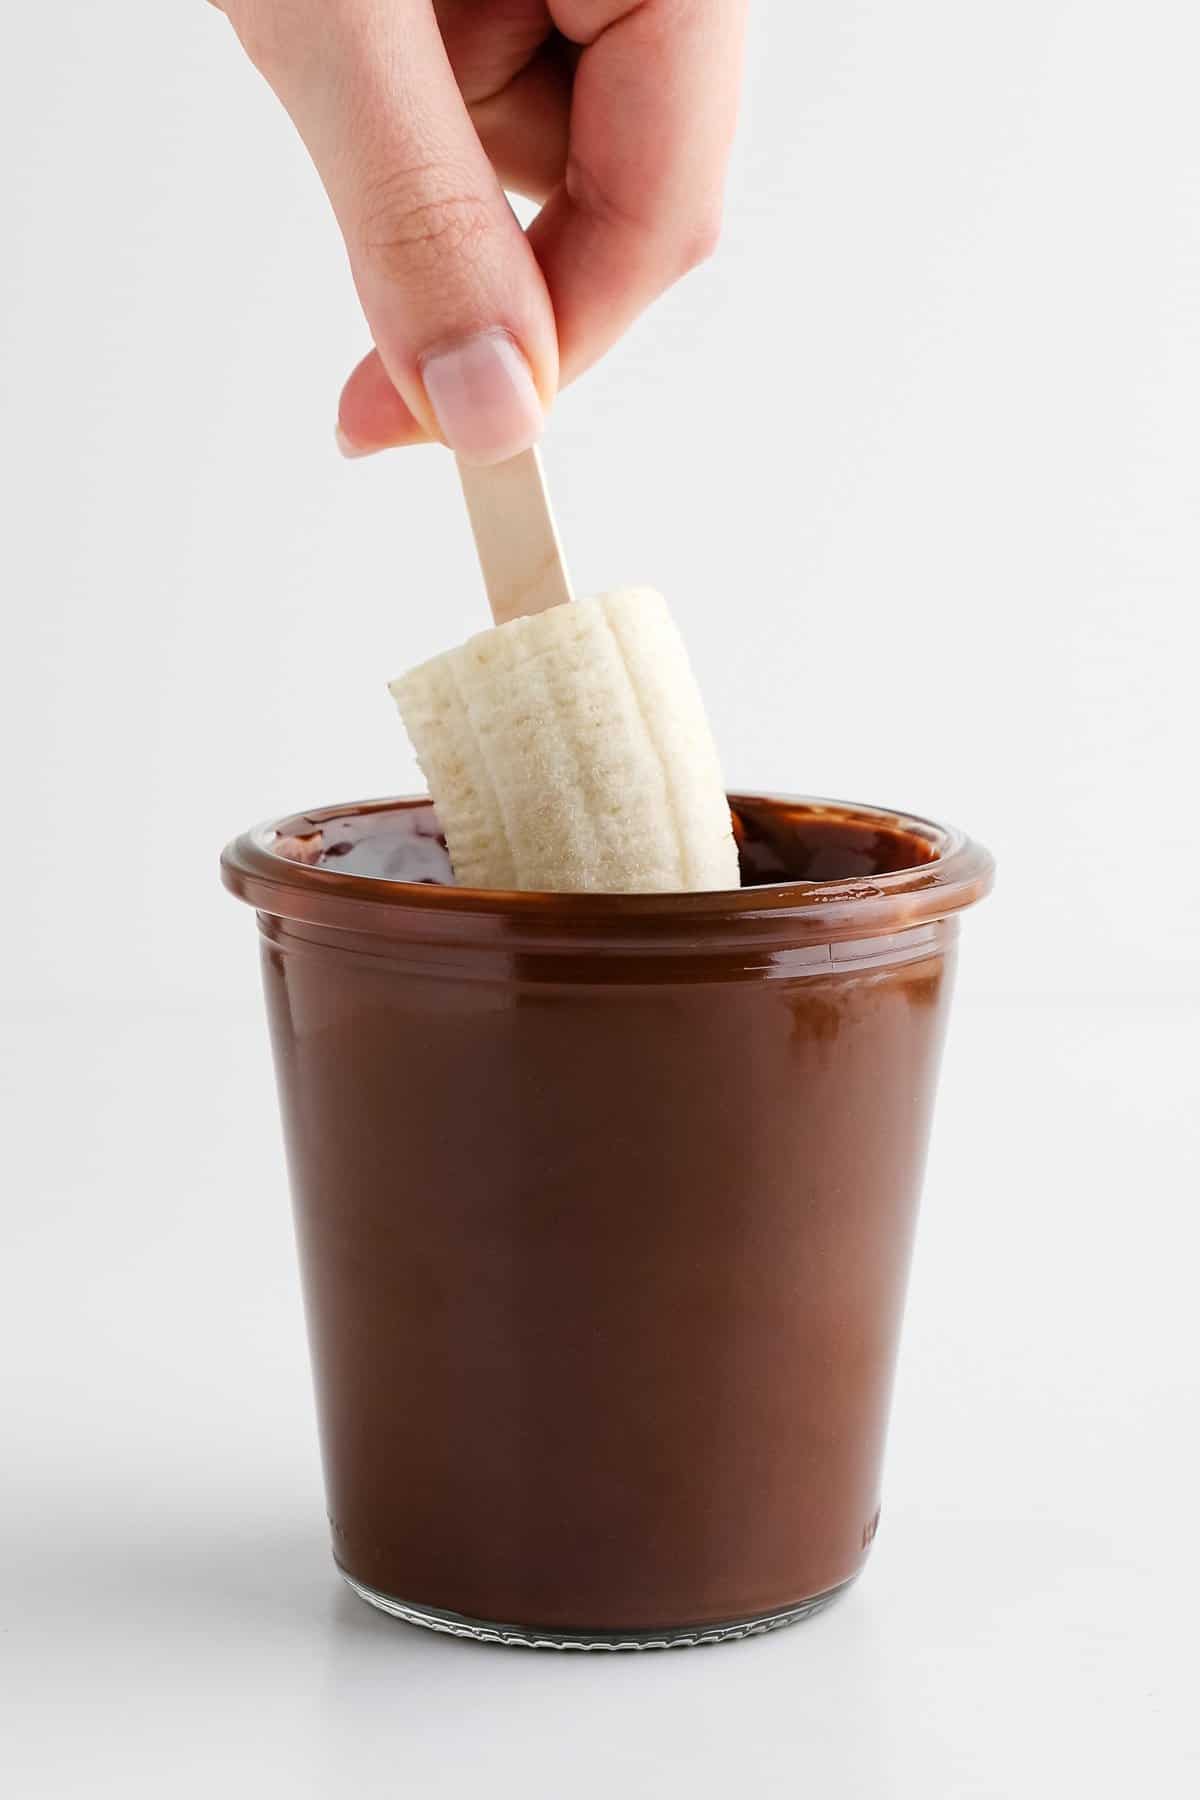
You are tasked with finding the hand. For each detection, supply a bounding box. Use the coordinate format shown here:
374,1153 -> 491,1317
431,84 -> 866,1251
212,1 -> 748,462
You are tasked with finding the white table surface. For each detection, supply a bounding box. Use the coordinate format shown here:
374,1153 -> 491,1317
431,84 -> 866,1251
3,994 -> 1195,1797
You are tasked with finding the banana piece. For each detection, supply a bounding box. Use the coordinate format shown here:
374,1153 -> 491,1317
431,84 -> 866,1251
390,588 -> 740,893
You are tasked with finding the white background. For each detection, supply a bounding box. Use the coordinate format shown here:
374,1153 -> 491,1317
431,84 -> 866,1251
2,2 -> 1197,1793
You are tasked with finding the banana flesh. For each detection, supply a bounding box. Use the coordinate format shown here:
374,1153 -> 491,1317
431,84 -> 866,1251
389,588 -> 739,893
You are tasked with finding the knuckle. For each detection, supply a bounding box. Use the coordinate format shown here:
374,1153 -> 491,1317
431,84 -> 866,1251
564,153 -> 641,237
356,170 -> 494,281
566,155 -> 723,281
676,206 -> 723,275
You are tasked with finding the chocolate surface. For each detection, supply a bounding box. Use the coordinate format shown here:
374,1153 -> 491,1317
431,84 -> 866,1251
268,793 -> 940,890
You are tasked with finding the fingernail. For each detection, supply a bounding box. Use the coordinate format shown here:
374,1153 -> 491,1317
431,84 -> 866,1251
420,331 -> 544,466
335,424 -> 373,459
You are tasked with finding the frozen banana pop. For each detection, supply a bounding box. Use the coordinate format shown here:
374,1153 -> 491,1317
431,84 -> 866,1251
391,589 -> 739,893
390,451 -> 738,895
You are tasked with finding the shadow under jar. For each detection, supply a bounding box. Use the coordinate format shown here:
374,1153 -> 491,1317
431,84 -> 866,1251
222,793 -> 993,1650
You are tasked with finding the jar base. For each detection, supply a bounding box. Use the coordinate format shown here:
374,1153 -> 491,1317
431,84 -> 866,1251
339,1568 -> 856,1651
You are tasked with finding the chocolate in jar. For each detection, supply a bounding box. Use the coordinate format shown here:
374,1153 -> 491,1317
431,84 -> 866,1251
223,793 -> 992,1642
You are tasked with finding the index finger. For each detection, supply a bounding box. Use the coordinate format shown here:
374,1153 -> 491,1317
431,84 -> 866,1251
530,0 -> 748,383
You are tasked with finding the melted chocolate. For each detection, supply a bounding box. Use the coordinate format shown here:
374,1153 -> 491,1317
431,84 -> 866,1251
271,796 -> 938,889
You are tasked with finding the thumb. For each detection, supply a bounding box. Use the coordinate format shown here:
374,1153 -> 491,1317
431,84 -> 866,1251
244,1 -> 557,463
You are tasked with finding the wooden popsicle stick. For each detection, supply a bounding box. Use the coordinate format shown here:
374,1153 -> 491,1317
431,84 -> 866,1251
456,448 -> 574,627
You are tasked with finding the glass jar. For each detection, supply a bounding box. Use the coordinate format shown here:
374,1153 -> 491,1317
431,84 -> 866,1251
222,793 -> 993,1649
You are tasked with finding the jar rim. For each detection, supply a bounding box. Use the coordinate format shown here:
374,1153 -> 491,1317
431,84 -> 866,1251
221,793 -> 994,950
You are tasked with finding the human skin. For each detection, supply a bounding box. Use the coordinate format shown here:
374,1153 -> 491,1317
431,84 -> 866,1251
210,0 -> 749,462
